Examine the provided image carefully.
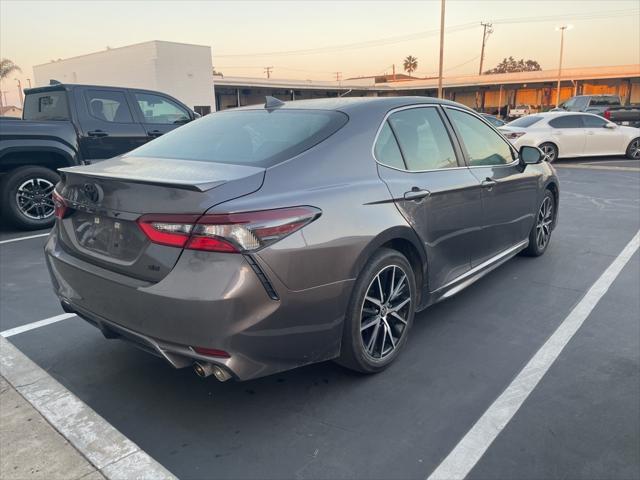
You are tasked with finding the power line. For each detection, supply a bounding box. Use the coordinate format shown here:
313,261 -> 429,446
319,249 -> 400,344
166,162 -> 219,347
215,9 -> 637,58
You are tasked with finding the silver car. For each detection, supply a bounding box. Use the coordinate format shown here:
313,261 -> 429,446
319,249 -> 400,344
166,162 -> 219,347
46,97 -> 559,381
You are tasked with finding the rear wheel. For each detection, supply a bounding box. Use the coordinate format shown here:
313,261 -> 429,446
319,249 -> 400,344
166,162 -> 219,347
338,249 -> 416,374
626,138 -> 640,159
0,166 -> 59,230
523,189 -> 555,257
539,142 -> 558,163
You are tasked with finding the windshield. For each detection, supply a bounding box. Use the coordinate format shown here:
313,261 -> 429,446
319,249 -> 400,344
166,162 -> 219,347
129,109 -> 348,167
508,115 -> 543,128
23,91 -> 70,121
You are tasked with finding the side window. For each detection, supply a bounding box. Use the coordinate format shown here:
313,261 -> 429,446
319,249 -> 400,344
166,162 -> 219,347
446,108 -> 513,167
387,107 -> 457,171
548,115 -> 584,129
374,123 -> 405,169
134,93 -> 190,124
581,115 -> 607,128
86,90 -> 133,123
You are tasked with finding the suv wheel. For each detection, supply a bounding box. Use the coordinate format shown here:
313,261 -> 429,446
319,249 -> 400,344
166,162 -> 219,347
0,166 -> 59,230
338,248 -> 416,373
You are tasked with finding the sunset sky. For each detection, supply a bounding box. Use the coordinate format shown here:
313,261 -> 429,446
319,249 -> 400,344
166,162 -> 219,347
1,0 -> 639,107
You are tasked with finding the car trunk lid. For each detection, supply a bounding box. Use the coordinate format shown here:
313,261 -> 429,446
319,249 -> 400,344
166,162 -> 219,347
56,156 -> 265,282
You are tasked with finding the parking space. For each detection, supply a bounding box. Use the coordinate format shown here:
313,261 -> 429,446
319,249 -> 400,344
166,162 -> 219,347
1,160 -> 639,479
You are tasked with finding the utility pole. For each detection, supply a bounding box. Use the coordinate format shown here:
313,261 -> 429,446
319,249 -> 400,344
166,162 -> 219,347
392,64 -> 396,81
555,25 -> 570,107
264,66 -> 273,79
15,79 -> 24,108
334,72 -> 342,82
478,22 -> 493,75
437,0 -> 446,99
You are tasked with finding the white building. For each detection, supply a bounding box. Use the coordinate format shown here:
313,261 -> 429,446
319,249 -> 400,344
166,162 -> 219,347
33,41 -> 215,113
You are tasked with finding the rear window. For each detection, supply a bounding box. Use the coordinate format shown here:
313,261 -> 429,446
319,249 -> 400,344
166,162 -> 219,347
589,96 -> 620,106
23,91 -> 69,121
508,116 -> 543,128
128,109 -> 348,167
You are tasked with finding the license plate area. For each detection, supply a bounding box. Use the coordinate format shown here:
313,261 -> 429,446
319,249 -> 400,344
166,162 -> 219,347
72,212 -> 144,261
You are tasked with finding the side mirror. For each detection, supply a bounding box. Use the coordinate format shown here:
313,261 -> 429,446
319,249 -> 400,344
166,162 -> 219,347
520,145 -> 543,165
604,123 -> 616,129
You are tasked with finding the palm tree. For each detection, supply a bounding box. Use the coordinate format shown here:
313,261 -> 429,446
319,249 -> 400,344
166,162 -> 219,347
0,58 -> 21,109
403,55 -> 418,76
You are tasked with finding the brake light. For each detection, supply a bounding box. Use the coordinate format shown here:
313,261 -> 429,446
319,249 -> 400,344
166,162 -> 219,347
604,110 -> 611,120
137,207 -> 321,253
504,131 -> 526,140
52,190 -> 68,219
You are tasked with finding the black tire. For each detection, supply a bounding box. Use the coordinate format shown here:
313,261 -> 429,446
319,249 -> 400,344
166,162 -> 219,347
0,166 -> 60,230
522,189 -> 555,257
626,137 -> 640,160
337,248 -> 416,374
539,142 -> 558,163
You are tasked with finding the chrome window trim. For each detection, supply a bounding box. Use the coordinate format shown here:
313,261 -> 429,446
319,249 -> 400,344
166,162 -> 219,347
371,104 -> 466,174
443,105 -> 521,168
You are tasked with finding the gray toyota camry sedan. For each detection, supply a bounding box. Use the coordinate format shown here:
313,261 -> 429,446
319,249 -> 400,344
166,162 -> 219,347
46,97 -> 559,381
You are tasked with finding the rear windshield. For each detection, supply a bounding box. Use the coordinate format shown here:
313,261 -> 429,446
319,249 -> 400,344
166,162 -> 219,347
589,96 -> 620,106
23,91 -> 70,121
508,115 -> 543,128
129,109 -> 348,167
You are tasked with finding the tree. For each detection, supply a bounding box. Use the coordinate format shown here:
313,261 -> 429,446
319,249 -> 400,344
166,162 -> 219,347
403,55 -> 418,76
0,58 -> 21,109
484,56 -> 541,74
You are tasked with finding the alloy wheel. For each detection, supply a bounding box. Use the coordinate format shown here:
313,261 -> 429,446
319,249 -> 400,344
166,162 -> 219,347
630,139 -> 640,159
540,144 -> 556,162
360,265 -> 412,360
16,178 -> 56,220
535,196 -> 554,250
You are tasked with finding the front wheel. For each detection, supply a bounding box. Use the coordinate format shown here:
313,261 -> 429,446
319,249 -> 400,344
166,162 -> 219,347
626,138 -> 640,159
523,190 -> 555,257
337,248 -> 416,374
0,166 -> 60,230
539,142 -> 558,163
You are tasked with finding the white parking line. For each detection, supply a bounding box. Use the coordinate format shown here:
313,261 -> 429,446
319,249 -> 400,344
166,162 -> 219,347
1,313 -> 76,338
0,232 -> 50,245
0,337 -> 176,480
427,230 -> 640,480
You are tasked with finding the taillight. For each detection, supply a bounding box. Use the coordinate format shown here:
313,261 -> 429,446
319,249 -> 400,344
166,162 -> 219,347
137,207 -> 321,253
52,190 -> 68,219
604,110 -> 611,120
504,131 -> 526,140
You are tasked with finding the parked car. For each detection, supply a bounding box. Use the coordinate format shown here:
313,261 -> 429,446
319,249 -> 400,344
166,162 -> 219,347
553,94 -> 640,127
508,104 -> 535,118
0,82 -> 198,230
481,113 -> 506,127
500,112 -> 640,162
46,97 -> 559,381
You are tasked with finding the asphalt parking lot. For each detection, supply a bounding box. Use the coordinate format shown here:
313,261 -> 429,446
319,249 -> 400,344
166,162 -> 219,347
1,157 -> 639,480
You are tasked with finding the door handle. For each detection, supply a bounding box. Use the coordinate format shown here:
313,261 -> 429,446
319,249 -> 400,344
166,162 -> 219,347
147,130 -> 163,137
87,130 -> 108,137
481,178 -> 497,189
586,130 -> 595,135
404,188 -> 430,201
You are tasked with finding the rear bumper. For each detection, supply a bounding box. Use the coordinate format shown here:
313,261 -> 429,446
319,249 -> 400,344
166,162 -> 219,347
45,230 -> 352,380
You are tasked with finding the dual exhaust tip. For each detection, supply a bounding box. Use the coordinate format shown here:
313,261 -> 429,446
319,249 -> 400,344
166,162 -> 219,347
193,361 -> 232,381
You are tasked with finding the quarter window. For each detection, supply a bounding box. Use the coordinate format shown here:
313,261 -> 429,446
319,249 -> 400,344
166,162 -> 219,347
134,93 -> 190,124
86,90 -> 133,123
446,108 -> 514,166
374,123 -> 405,169
548,115 -> 584,128
386,107 -> 458,171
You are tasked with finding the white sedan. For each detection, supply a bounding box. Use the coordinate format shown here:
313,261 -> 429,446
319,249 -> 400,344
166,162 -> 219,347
499,112 -> 640,162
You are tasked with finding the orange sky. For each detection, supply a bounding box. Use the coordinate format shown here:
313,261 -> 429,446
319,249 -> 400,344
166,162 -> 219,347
1,0 -> 639,107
